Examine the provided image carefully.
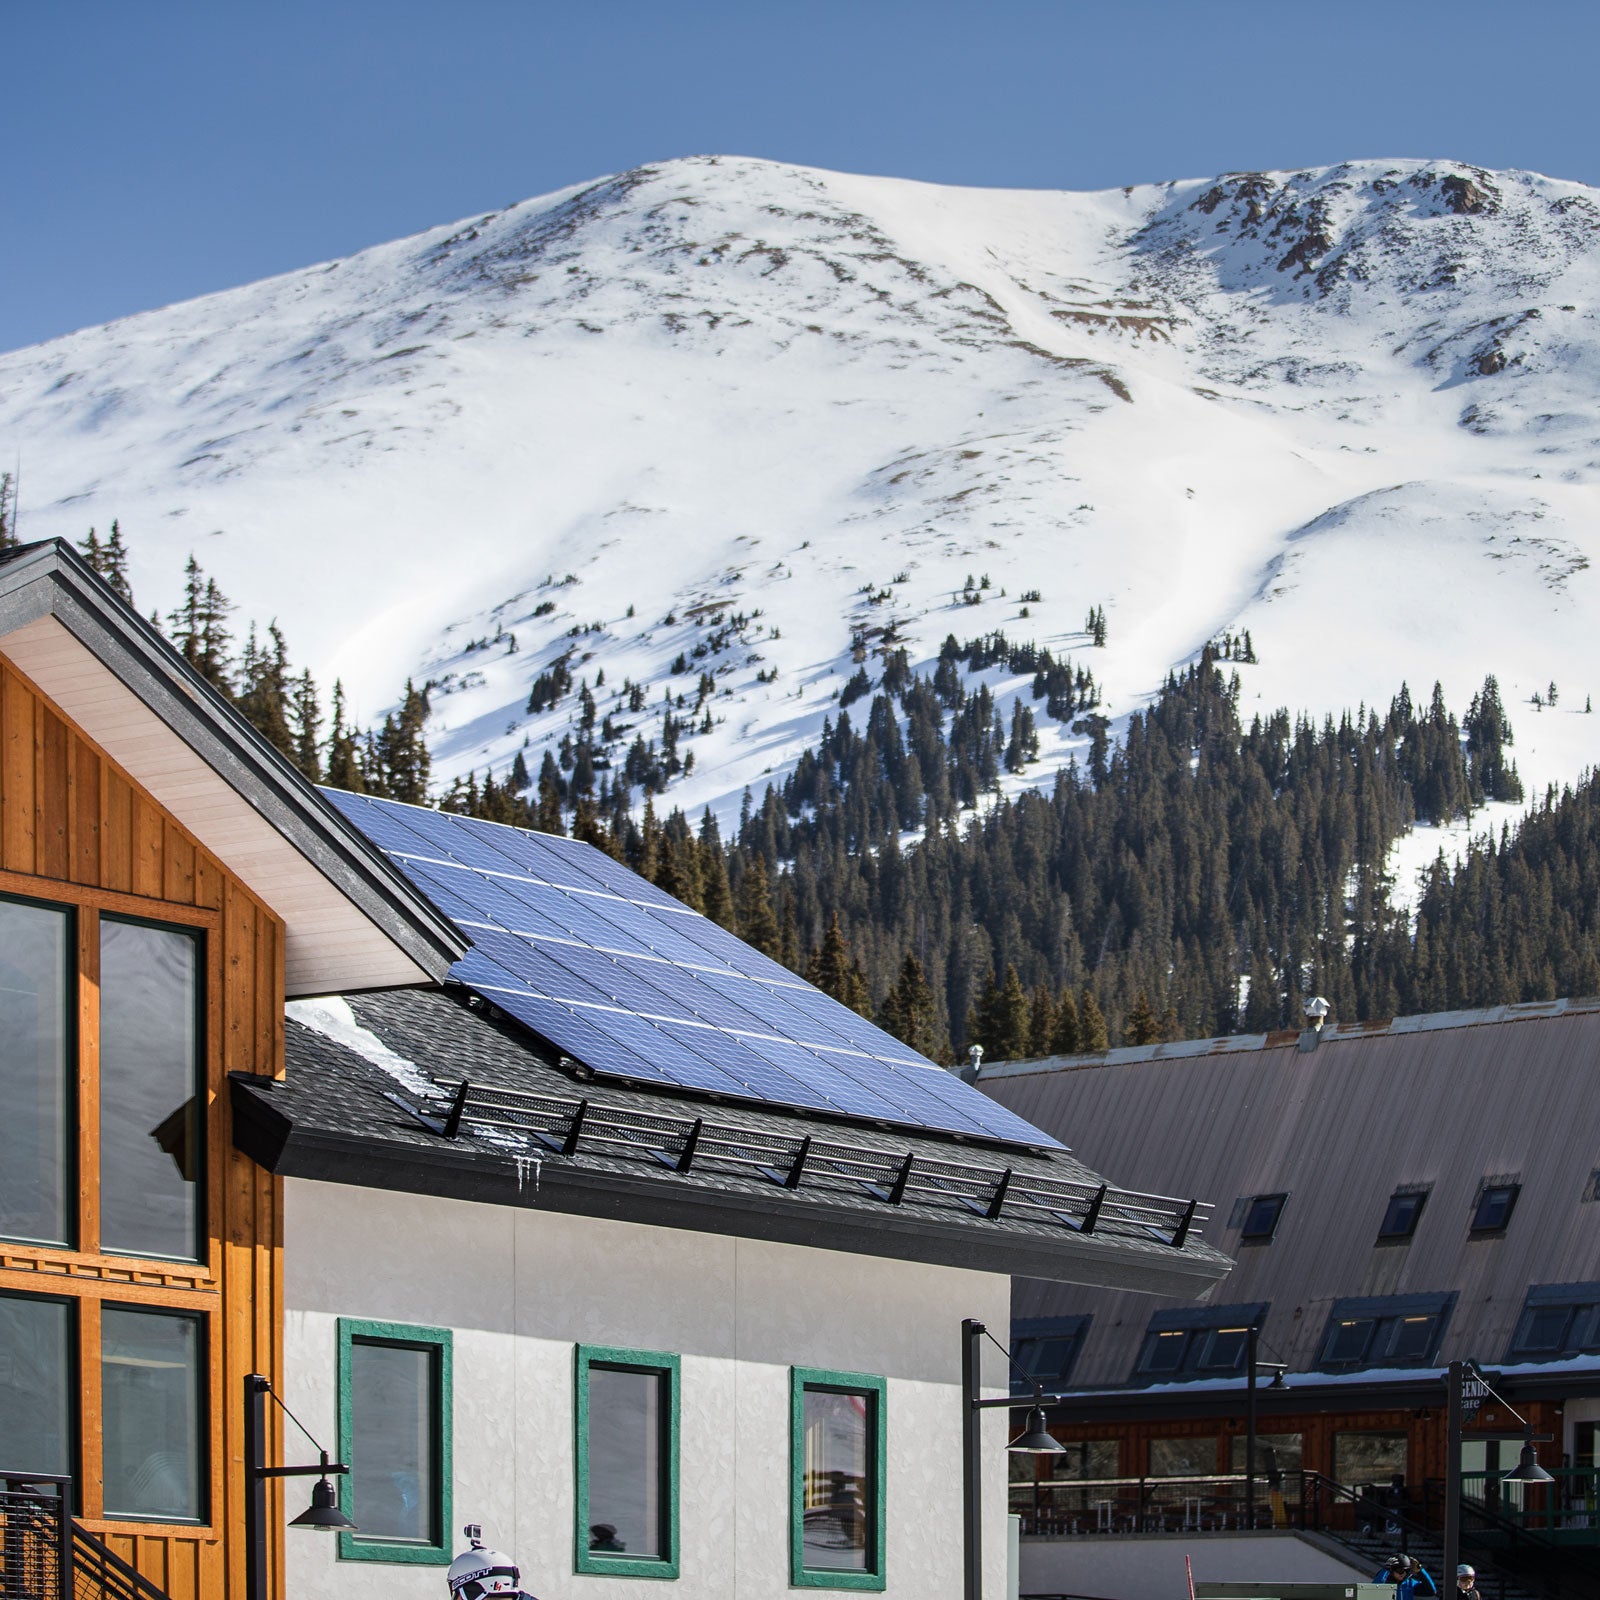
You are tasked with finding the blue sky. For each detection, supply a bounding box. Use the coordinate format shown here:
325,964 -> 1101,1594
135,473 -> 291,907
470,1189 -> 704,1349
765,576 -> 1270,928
8,0 -> 1600,353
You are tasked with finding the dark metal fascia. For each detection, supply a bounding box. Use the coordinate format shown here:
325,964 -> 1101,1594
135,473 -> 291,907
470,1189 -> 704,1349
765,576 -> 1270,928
0,539 -> 465,977
229,1090 -> 1232,1296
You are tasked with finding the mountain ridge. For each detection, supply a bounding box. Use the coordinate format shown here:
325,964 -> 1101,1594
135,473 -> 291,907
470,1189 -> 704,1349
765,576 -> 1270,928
4,153 -> 1600,883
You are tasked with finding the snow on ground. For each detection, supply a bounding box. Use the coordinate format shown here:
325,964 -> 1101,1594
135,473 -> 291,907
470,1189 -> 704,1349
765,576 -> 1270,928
5,154 -> 1600,883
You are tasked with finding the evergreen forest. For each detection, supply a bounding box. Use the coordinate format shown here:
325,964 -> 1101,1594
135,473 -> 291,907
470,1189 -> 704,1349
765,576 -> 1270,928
27,520 -> 1600,1061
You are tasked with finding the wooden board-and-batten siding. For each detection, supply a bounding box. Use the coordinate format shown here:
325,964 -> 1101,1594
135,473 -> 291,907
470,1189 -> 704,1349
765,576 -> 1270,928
0,653 -> 286,1600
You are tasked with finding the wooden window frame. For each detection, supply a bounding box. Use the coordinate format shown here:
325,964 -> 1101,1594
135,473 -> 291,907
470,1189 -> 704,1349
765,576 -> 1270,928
572,1343 -> 681,1581
0,875 -> 225,1535
789,1366 -> 888,1593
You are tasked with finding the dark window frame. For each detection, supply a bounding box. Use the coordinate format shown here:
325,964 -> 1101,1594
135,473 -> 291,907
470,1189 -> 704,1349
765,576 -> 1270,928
99,1300 -> 209,1527
0,1286 -> 81,1498
1238,1193 -> 1288,1243
336,1318 -> 453,1566
1130,1304 -> 1269,1383
1377,1188 -> 1429,1243
573,1343 -> 680,1580
1470,1182 -> 1521,1235
1506,1283 -> 1600,1362
1316,1294 -> 1455,1372
0,890 -> 79,1253
1010,1316 -> 1091,1395
97,912 -> 208,1266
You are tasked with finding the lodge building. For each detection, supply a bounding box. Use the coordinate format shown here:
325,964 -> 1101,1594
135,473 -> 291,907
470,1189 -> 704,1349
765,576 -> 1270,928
977,1009 -> 1600,1583
0,538 -> 1231,1600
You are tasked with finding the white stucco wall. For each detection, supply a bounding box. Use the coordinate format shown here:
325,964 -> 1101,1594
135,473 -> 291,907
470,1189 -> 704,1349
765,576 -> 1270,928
282,1179 -> 1012,1600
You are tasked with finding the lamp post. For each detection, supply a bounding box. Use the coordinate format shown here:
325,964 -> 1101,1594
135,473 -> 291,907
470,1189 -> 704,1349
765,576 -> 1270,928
1442,1360 -> 1554,1579
962,1318 -> 1067,1600
243,1373 -> 357,1600
1244,1325 -> 1289,1530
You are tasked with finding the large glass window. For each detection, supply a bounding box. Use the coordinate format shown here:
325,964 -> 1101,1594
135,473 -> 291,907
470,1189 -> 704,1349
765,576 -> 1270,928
0,1292 -> 75,1478
1149,1437 -> 1219,1477
1506,1284 -> 1600,1361
99,918 -> 204,1261
101,1306 -> 205,1523
1334,1430 -> 1407,1489
1230,1433 -> 1304,1477
574,1345 -> 679,1579
0,897 -> 73,1248
790,1368 -> 886,1591
337,1320 -> 453,1566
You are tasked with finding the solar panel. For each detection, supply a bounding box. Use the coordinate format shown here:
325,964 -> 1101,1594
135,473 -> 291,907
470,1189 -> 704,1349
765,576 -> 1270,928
325,790 -> 1061,1151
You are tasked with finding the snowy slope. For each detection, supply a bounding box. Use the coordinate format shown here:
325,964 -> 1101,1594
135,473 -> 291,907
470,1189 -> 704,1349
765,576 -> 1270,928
5,155 -> 1600,879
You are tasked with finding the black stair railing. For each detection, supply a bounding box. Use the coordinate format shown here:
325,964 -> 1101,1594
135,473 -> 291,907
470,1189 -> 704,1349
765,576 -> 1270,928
1,1472 -> 172,1600
1,1474 -> 72,1600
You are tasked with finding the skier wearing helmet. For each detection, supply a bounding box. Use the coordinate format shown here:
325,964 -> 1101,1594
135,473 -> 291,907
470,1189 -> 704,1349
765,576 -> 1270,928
447,1526 -> 538,1600
1373,1553 -> 1438,1597
1455,1564 -> 1480,1596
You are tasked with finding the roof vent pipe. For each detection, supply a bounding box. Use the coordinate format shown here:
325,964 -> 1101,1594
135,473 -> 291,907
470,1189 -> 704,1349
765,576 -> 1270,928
961,1043 -> 984,1084
1298,996 -> 1330,1053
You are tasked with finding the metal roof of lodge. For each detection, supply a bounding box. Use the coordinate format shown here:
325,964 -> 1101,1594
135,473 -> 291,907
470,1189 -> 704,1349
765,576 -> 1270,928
978,999 -> 1600,1389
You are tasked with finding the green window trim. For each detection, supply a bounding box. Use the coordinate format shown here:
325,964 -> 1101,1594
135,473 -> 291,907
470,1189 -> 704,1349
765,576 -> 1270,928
573,1343 -> 681,1580
336,1318 -> 453,1565
789,1366 -> 887,1592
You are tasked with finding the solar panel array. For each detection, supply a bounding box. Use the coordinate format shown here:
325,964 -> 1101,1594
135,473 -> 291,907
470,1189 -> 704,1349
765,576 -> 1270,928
326,791 -> 1062,1151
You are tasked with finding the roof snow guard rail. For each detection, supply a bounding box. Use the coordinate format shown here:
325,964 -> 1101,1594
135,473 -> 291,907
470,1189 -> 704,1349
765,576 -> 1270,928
389,1077 -> 1210,1249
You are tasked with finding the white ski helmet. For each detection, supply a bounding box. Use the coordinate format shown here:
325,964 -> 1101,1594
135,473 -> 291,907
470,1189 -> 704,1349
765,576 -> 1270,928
448,1526 -> 524,1598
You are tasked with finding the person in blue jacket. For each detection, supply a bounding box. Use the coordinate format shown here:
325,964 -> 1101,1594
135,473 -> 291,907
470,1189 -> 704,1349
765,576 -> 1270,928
1374,1553 -> 1438,1597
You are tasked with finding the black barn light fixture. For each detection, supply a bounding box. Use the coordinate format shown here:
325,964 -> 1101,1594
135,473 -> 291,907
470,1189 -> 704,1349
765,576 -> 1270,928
961,1319 -> 1067,1600
244,1373 -> 357,1600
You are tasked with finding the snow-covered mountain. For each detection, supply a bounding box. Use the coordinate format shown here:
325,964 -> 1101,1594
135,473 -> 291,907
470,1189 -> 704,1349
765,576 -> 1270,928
5,154 -> 1600,858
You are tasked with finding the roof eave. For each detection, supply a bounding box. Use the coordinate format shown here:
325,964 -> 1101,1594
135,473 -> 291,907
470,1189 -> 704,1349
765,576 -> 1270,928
231,1078 -> 1231,1298
0,539 -> 465,986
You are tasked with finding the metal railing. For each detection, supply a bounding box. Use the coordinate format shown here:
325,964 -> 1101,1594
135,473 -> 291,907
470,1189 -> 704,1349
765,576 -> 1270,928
389,1074 -> 1211,1247
1,1474 -> 71,1600
1,1473 -> 171,1600
1010,1471 -> 1284,1535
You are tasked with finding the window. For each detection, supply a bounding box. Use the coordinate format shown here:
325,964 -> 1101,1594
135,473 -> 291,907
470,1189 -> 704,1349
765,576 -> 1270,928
1506,1284 -> 1600,1362
1238,1194 -> 1287,1243
1230,1432 -> 1303,1477
0,1291 -> 75,1480
574,1344 -> 679,1579
338,1320 -> 452,1565
1377,1188 -> 1429,1242
101,1307 -> 206,1523
790,1367 -> 886,1591
0,896 -> 74,1249
1471,1182 -> 1521,1235
1131,1304 -> 1267,1382
1316,1294 -> 1455,1371
1149,1437 -> 1219,1477
1010,1316 -> 1090,1394
99,918 -> 204,1262
1334,1430 -> 1407,1488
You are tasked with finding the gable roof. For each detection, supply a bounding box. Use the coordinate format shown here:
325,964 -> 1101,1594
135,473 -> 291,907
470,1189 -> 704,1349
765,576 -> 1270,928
233,987 -> 1234,1295
0,538 -> 464,992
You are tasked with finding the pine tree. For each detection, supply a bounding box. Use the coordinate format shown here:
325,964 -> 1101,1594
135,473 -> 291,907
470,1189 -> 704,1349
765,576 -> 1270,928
325,681 -> 364,793
291,669 -> 322,782
878,953 -> 943,1061
734,854 -> 781,958
806,914 -> 871,1016
1050,989 -> 1081,1054
1124,991 -> 1161,1046
104,520 -> 134,604
0,472 -> 15,550
1079,989 -> 1109,1051
237,623 -> 296,761
375,681 -> 431,803
1027,984 -> 1056,1057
